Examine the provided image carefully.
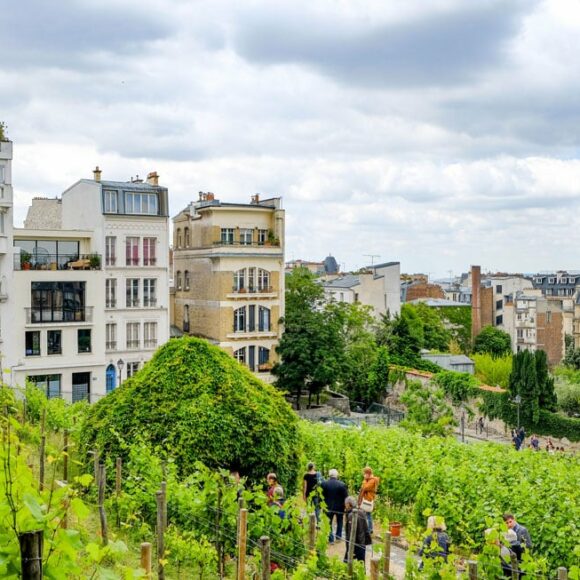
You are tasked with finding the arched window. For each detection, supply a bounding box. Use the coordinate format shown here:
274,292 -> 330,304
234,306 -> 246,332
184,227 -> 190,247
184,271 -> 190,291
176,228 -> 182,248
183,305 -> 190,333
258,269 -> 270,291
234,347 -> 246,365
106,364 -> 116,393
176,271 -> 182,290
258,306 -> 271,332
234,269 -> 246,292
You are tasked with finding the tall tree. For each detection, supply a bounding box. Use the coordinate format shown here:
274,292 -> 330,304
473,326 -> 512,358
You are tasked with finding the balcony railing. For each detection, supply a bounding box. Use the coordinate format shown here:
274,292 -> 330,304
143,257 -> 157,266
106,299 -> 117,308
125,258 -> 140,266
105,256 -> 116,266
144,339 -> 158,348
144,298 -> 157,307
213,240 -> 280,247
106,341 -> 117,351
15,253 -> 102,271
231,286 -> 274,294
126,299 -> 140,308
26,306 -> 94,324
127,340 -> 140,349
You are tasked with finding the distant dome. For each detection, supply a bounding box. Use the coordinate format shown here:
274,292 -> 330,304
324,255 -> 339,274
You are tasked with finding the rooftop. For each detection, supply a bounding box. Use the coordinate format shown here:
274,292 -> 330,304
321,275 -> 360,289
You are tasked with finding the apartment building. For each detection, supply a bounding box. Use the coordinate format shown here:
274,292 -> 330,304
171,192 -> 284,375
321,262 -> 401,317
0,138 -> 14,359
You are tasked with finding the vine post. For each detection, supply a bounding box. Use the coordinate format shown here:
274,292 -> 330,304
98,463 -> 108,545
216,485 -> 224,579
260,536 -> 270,580
156,490 -> 165,580
39,408 -> 46,491
558,567 -> 568,580
160,480 -> 167,530
467,560 -> 478,580
383,530 -> 391,577
62,430 -> 69,482
370,556 -> 380,580
140,542 -> 152,579
237,508 -> 248,580
115,457 -> 122,527
510,553 -> 519,580
347,508 -> 358,577
18,530 -> 43,580
308,513 -> 316,552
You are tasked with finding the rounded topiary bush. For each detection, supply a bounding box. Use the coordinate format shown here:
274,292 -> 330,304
81,337 -> 301,488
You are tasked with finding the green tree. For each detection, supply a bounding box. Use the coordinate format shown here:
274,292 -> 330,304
534,349 -> 557,412
405,302 -> 451,351
0,121 -> 7,141
473,325 -> 512,357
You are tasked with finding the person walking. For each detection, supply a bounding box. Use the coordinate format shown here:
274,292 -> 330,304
503,513 -> 532,552
321,468 -> 348,543
358,467 -> 379,535
303,462 -> 321,522
418,516 -> 451,569
344,496 -> 371,565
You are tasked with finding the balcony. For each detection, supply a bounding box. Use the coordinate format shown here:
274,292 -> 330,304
26,306 -> 94,324
143,258 -> 157,266
144,339 -> 158,349
127,340 -> 140,350
213,240 -> 280,248
228,286 -> 277,299
106,341 -> 117,351
144,298 -> 157,307
126,299 -> 140,308
106,299 -> 117,308
15,253 -> 102,271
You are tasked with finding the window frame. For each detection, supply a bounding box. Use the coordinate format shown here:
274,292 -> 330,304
77,328 -> 92,353
47,329 -> 62,355
25,331 -> 41,356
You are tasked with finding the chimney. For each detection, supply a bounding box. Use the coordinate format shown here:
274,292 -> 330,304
471,265 -> 482,343
206,192 -> 215,201
147,171 -> 159,186
251,193 -> 260,204
93,166 -> 102,182
133,174 -> 143,183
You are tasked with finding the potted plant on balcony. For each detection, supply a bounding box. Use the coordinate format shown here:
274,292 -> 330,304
20,251 -> 32,270
89,253 -> 101,270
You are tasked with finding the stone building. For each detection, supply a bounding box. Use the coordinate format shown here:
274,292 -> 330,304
171,192 -> 285,377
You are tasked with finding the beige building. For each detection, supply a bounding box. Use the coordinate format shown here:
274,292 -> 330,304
171,193 -> 285,376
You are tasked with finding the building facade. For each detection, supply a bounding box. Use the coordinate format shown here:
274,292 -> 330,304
171,193 -> 285,376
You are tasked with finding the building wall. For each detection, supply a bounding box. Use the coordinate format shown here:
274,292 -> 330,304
0,140 -> 14,357
480,286 -> 494,328
405,282 -> 445,302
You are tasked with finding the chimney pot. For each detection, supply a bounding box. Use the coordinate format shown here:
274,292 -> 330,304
93,166 -> 102,182
147,171 -> 159,186
251,193 -> 260,204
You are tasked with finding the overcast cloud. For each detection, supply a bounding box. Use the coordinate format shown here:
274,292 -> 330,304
2,0 -> 580,276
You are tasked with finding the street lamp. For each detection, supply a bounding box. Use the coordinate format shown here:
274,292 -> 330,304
514,394 -> 522,430
460,404 -> 466,443
117,358 -> 124,387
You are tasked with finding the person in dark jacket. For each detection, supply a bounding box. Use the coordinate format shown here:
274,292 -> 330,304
418,516 -> 450,569
321,468 -> 348,543
343,496 -> 370,564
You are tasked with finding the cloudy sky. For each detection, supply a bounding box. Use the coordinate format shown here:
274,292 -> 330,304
3,0 -> 580,276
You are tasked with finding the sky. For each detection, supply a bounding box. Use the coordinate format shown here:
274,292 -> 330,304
2,0 -> 580,277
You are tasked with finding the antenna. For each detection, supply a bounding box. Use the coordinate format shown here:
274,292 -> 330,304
364,254 -> 380,266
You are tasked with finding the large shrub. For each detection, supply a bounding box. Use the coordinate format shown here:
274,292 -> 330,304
81,337 -> 302,488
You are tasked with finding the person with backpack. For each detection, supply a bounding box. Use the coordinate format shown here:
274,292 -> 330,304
321,468 -> 348,543
418,516 -> 450,569
303,462 -> 321,522
343,496 -> 372,565
357,466 -> 379,536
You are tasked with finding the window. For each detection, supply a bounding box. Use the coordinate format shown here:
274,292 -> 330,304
144,322 -> 157,348
176,229 -> 182,248
546,311 -> 552,323
106,323 -> 117,351
517,329 -> 523,338
234,307 -> 246,332
176,271 -> 182,290
184,228 -> 190,247
47,330 -> 62,355
234,269 -> 245,291
496,285 -> 503,294
127,322 -> 140,349
143,237 -> 156,265
548,277 -> 555,284
0,212 -> 4,235
258,347 -> 270,366
127,362 -> 140,377
143,278 -> 157,306
125,237 -> 139,266
25,331 -> 40,356
29,375 -> 61,399
221,228 -> 234,245
258,269 -> 270,291
183,305 -> 190,333
30,282 -> 86,323
105,236 -> 116,266
106,279 -> 117,308
106,364 -> 116,393
495,315 -> 503,325
258,229 -> 268,245
126,279 -> 139,307
78,329 -> 91,353
496,299 -> 503,310
258,306 -> 271,332
125,191 -> 158,215
15,240 -> 81,270
234,347 -> 246,364
184,271 -> 190,291
248,268 -> 256,291
104,190 -> 117,213
0,165 -> 4,183
240,229 -> 253,245
72,372 -> 90,403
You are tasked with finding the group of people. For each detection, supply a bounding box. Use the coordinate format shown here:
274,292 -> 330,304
302,464 -> 379,564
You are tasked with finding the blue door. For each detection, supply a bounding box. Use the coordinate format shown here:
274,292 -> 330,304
106,364 -> 116,394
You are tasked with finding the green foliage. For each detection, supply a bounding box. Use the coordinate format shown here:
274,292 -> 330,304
563,334 -> 580,370
301,421 -> 580,572
553,367 -> 580,417
0,121 -> 7,141
432,371 -> 479,404
434,305 -> 472,353
81,337 -> 301,489
400,380 -> 456,436
473,325 -> 512,358
473,353 -> 512,388
403,303 -> 451,351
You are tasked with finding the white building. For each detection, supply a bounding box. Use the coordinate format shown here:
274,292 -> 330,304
321,261 -> 401,317
4,168 -> 170,399
0,138 -> 14,356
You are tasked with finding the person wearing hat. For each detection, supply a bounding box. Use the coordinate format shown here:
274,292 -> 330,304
321,468 -> 349,543
418,516 -> 450,569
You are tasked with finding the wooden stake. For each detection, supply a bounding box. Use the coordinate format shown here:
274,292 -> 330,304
558,567 -> 568,580
39,435 -> 46,491
63,430 -> 69,482
467,560 -> 478,580
216,486 -> 224,579
510,553 -> 519,580
93,449 -> 99,487
160,480 -> 167,531
18,530 -> 43,580
308,513 -> 317,552
260,536 -> 271,580
115,457 -> 122,528
382,530 -> 391,578
347,509 -> 359,577
371,556 -> 380,580
98,463 -> 108,545
156,490 -> 165,580
140,542 -> 152,579
237,508 -> 248,580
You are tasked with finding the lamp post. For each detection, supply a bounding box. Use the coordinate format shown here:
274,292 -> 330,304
514,394 -> 522,430
460,405 -> 466,443
117,358 -> 124,388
